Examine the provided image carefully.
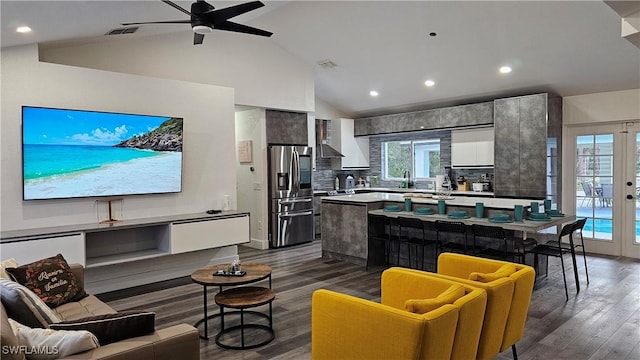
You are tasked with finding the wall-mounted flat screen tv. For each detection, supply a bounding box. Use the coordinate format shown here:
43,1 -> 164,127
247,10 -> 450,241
22,106 -> 183,201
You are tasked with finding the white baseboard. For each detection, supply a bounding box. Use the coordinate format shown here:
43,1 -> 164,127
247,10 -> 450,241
245,238 -> 269,250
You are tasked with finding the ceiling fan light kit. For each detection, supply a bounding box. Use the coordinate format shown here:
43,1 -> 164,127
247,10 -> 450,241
122,0 -> 272,45
193,25 -> 213,34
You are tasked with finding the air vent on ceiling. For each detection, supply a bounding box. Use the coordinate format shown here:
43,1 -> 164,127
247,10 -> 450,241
105,27 -> 139,36
317,59 -> 338,69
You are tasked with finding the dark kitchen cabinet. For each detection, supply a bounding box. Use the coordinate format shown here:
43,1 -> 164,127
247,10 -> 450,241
354,102 -> 493,136
266,110 -> 308,145
439,102 -> 494,128
494,93 -> 561,200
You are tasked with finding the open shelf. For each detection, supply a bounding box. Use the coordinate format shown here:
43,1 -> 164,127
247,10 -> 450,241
85,249 -> 169,268
85,224 -> 171,268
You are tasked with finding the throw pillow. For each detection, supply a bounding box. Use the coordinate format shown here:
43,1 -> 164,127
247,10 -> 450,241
468,263 -> 517,282
0,279 -> 61,328
1,258 -> 19,280
405,284 -> 466,314
8,318 -> 99,360
6,254 -> 87,308
49,311 -> 155,345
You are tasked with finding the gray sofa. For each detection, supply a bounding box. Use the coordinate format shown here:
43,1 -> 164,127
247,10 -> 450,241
1,264 -> 200,360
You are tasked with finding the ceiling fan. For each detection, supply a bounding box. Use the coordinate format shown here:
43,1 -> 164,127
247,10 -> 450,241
122,0 -> 272,45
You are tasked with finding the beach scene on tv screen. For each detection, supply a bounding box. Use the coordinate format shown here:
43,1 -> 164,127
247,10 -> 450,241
22,107 -> 183,200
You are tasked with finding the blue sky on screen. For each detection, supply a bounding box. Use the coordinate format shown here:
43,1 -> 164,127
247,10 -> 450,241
23,107 -> 170,146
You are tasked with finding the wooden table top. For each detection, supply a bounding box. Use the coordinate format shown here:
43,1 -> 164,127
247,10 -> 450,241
214,286 -> 276,309
191,263 -> 272,286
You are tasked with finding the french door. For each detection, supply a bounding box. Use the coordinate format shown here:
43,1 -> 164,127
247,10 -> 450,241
566,122 -> 639,259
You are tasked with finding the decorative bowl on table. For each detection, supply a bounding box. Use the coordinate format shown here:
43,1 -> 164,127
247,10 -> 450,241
545,209 -> 565,217
447,210 -> 469,219
414,207 -> 434,215
489,213 -> 513,223
384,205 -> 402,212
527,213 -> 551,221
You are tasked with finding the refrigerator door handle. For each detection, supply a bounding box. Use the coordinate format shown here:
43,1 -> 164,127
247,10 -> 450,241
292,150 -> 300,193
280,198 -> 313,205
279,211 -> 313,218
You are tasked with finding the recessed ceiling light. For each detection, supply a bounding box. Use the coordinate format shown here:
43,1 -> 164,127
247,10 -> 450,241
424,80 -> 435,87
16,26 -> 32,33
499,66 -> 512,74
369,90 -> 379,97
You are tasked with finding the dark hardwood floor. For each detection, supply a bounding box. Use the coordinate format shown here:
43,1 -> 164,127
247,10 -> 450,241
102,240 -> 640,360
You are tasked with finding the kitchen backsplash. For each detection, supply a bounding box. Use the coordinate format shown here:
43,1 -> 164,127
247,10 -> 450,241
313,128 -> 494,191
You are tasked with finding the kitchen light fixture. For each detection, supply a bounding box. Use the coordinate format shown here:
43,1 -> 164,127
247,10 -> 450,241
369,90 -> 379,97
499,65 -> 512,74
424,80 -> 435,87
16,26 -> 31,33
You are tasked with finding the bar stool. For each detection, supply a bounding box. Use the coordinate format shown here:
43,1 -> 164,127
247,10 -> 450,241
545,217 -> 589,284
573,217 -> 589,284
525,222 -> 577,301
367,214 -> 398,270
434,220 -> 469,267
472,224 -> 523,262
397,217 -> 435,270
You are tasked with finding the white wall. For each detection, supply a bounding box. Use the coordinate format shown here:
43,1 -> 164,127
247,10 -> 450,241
235,108 -> 269,249
39,30 -> 315,113
563,89 -> 640,125
1,44 -> 237,231
315,97 -> 351,120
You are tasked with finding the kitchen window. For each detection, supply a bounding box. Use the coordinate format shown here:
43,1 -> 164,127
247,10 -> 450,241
383,139 -> 441,179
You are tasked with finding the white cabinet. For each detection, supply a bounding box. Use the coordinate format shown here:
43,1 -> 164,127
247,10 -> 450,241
171,215 -> 250,254
451,128 -> 494,167
0,233 -> 85,266
0,212 -> 250,268
331,118 -> 370,169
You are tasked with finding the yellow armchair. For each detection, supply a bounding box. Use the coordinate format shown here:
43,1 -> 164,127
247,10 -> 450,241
311,267 -> 487,360
435,253 -> 536,360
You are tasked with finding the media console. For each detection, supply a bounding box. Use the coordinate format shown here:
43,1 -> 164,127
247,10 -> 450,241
1,212 -> 250,293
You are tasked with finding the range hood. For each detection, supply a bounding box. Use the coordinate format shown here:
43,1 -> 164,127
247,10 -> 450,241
317,120 -> 345,158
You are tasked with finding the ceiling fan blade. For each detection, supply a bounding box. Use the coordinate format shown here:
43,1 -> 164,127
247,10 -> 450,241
194,33 -> 205,45
162,0 -> 192,16
122,20 -> 191,25
208,1 -> 265,21
215,20 -> 272,37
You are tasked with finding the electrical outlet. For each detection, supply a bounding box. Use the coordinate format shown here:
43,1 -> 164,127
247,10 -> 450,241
253,182 -> 261,190
258,220 -> 262,230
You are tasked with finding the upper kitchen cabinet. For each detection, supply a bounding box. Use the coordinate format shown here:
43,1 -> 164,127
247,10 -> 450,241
393,109 -> 441,133
439,102 -> 494,128
354,101 -> 493,136
494,93 -> 562,200
266,109 -> 308,145
451,128 -> 494,167
331,118 -> 369,169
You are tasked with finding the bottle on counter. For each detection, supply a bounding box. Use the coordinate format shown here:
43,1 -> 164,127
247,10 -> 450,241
334,176 -> 340,190
346,174 -> 355,189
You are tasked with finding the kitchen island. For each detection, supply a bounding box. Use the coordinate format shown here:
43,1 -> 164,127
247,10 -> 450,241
320,192 -> 564,266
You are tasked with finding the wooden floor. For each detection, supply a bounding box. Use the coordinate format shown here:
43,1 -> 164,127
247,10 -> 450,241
101,240 -> 640,360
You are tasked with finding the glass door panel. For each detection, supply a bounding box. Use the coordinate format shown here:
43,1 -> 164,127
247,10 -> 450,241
625,131 -> 640,246
575,134 -> 613,240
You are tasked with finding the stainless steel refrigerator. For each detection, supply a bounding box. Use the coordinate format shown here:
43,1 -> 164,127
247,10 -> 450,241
268,145 -> 314,248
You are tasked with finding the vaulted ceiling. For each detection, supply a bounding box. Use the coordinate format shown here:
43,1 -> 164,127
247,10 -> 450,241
2,1 -> 639,117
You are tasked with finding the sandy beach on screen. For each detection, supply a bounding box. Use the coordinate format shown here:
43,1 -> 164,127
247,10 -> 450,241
24,152 -> 182,199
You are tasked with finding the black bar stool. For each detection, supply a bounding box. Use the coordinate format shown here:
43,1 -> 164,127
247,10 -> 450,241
434,220 -> 469,267
397,217 -> 435,270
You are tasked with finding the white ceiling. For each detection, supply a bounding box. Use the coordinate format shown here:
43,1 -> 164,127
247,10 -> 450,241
2,1 -> 639,118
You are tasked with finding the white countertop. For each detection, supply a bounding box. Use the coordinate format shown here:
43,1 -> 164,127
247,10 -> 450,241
314,187 -> 494,196
321,192 -> 540,209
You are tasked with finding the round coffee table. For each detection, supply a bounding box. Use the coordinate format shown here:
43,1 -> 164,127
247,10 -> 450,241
191,263 -> 272,341
214,286 -> 276,349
